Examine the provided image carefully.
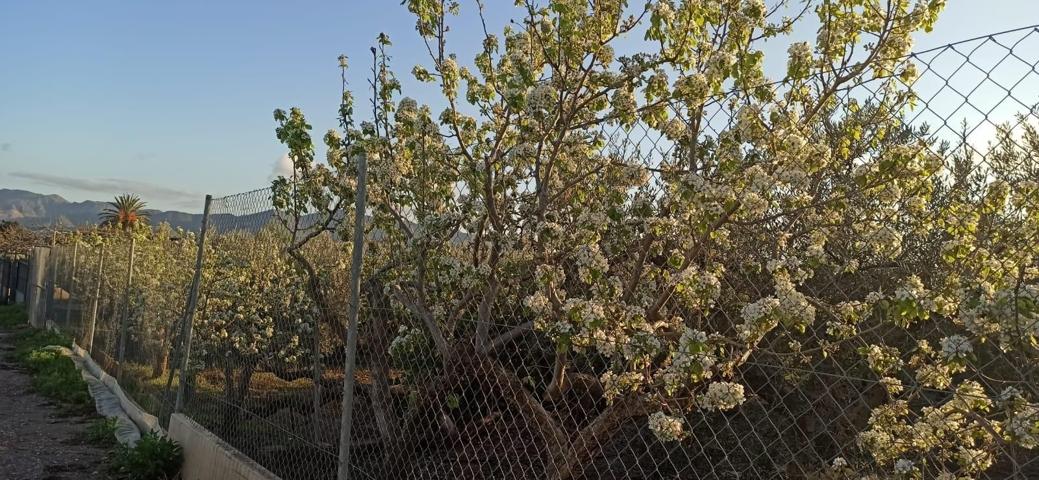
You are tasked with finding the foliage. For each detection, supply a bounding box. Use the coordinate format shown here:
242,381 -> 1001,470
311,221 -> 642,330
191,226 -> 317,433
265,0 -> 1039,478
111,432 -> 183,480
194,227 -> 314,373
2,321 -> 91,407
86,417 -> 121,447
24,348 -> 93,406
0,220 -> 38,257
69,225 -> 196,380
100,194 -> 151,231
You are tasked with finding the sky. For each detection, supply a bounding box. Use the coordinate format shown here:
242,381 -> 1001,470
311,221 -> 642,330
0,1 -> 1036,212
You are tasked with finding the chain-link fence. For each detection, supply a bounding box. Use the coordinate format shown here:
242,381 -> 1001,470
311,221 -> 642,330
173,188 -> 346,480
326,26 -> 1039,480
20,24 -> 1039,480
31,228 -> 197,418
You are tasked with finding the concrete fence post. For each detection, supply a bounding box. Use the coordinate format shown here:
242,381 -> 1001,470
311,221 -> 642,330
27,247 -> 49,327
45,232 -> 58,322
175,194 -> 213,414
337,152 -> 369,480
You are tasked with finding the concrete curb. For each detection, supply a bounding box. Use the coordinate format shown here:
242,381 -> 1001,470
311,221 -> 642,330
169,413 -> 282,480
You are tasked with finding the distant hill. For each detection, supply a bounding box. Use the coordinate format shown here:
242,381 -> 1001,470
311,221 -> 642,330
0,188 -> 207,231
0,189 -> 460,241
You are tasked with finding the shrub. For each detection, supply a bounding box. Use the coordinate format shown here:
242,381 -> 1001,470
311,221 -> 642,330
86,417 -> 120,447
111,432 -> 183,480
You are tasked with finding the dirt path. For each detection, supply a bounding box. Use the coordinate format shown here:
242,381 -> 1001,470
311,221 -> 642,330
0,332 -> 111,480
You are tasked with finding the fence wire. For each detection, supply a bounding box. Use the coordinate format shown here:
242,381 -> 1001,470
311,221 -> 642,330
19,25 -> 1039,480
331,26 -> 1039,480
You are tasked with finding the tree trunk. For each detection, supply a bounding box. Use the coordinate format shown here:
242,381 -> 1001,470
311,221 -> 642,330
221,362 -> 256,438
151,318 -> 180,379
548,396 -> 652,480
285,249 -> 338,447
220,364 -> 234,437
455,343 -> 650,480
311,319 -> 322,444
150,346 -> 169,379
365,279 -> 399,445
445,343 -> 571,475
371,327 -> 647,480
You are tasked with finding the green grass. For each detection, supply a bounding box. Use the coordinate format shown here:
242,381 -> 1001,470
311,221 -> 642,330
1,305 -> 90,408
0,304 -> 28,329
85,417 -> 121,447
2,306 -> 184,479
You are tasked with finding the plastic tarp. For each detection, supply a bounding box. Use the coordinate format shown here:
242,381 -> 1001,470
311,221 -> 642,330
46,342 -> 166,447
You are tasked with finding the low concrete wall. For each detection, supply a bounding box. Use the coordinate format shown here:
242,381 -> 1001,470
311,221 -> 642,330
169,413 -> 281,480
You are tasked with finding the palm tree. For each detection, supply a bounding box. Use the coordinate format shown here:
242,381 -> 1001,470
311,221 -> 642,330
99,194 -> 150,231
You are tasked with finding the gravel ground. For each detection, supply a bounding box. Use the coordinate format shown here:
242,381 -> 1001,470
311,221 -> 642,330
0,332 -> 111,480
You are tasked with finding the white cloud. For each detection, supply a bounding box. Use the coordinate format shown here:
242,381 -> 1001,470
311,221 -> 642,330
9,171 -> 201,210
270,153 -> 294,180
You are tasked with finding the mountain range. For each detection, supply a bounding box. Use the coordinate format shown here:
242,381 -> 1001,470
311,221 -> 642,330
0,189 -> 453,241
0,188 -> 207,231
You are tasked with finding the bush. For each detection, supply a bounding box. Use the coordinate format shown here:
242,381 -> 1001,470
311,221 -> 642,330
86,417 -> 120,447
111,432 -> 183,480
4,326 -> 90,407
21,347 -> 91,406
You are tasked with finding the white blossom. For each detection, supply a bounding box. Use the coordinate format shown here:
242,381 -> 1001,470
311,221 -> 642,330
699,382 -> 747,411
939,335 -> 972,360
648,411 -> 685,442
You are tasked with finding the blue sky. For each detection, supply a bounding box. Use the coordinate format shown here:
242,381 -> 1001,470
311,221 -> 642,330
0,1 -> 1035,212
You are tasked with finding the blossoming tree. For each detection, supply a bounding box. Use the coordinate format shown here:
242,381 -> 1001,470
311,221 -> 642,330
193,227 -> 315,436
273,0 -> 1039,477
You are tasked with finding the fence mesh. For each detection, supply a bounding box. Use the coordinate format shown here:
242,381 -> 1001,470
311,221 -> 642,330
16,24 -> 1039,480
173,188 -> 345,479
330,26 -> 1039,480
35,229 -> 196,418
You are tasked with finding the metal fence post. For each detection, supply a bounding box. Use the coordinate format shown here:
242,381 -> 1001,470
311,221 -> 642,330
86,243 -> 105,354
117,236 -> 136,378
337,153 -> 368,480
175,195 -> 213,414
64,239 -> 79,329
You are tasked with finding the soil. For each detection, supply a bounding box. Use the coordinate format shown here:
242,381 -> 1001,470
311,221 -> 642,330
0,332 -> 112,480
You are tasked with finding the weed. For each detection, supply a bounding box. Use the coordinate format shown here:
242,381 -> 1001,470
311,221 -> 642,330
1,313 -> 90,408
86,417 -> 121,447
111,432 -> 183,480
